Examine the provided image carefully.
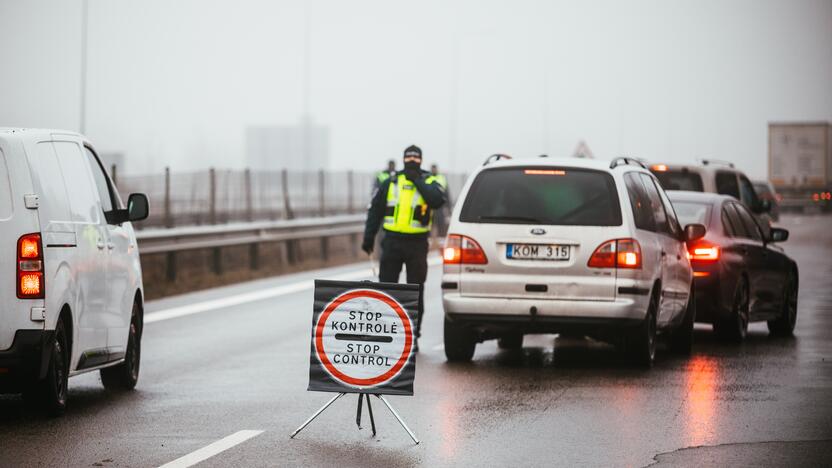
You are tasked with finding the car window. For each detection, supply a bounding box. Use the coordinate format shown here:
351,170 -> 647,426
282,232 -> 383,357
673,201 -> 711,227
738,174 -> 759,208
84,147 -> 115,213
715,171 -> 740,199
723,203 -> 748,238
652,170 -> 704,191
653,179 -> 682,237
638,173 -> 671,235
720,206 -> 737,237
459,167 -> 622,226
53,141 -> 100,224
624,172 -> 656,231
733,203 -> 763,241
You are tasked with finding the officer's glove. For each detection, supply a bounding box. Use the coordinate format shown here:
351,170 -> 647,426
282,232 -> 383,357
361,238 -> 374,255
403,168 -> 422,182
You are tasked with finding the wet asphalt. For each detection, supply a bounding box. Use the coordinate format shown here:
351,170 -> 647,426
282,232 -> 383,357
1,214 -> 831,467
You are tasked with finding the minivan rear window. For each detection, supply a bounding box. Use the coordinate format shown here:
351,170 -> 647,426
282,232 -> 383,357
652,170 -> 704,192
459,167 -> 622,226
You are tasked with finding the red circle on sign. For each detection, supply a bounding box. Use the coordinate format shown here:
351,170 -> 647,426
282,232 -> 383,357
314,289 -> 413,387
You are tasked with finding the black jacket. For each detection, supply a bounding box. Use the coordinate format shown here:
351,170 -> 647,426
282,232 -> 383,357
363,169 -> 447,243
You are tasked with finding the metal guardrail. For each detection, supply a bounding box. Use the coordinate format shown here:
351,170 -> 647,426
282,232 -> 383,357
135,214 -> 365,255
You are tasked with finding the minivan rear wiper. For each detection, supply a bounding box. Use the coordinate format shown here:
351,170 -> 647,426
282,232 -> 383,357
478,215 -> 542,224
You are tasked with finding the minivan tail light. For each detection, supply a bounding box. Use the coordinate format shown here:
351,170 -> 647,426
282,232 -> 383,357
588,238 -> 642,269
444,234 -> 488,265
687,243 -> 720,262
17,233 -> 44,299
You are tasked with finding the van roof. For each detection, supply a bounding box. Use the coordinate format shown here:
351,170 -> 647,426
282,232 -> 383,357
0,128 -> 83,136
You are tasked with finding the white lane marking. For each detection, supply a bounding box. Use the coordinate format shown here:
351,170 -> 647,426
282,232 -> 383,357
146,256 -> 442,324
158,430 -> 264,468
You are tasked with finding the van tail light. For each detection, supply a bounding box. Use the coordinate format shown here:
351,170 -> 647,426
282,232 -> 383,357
687,243 -> 720,262
588,238 -> 642,269
444,234 -> 488,265
17,233 -> 44,299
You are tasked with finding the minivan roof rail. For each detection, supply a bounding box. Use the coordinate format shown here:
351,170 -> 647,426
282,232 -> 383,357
609,156 -> 648,170
483,154 -> 512,166
699,158 -> 735,168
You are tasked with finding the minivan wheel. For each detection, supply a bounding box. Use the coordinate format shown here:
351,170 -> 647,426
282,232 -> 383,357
497,333 -> 523,350
101,301 -> 141,391
24,318 -> 69,416
629,290 -> 658,368
444,316 -> 476,362
715,278 -> 749,343
768,274 -> 797,336
669,286 -> 696,355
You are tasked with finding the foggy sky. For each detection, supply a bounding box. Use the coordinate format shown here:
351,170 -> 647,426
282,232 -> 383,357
1,0 -> 830,177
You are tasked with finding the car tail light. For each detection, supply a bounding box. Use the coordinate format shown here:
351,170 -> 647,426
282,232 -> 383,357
17,233 -> 44,299
651,164 -> 668,172
687,243 -> 720,262
588,238 -> 641,269
444,234 -> 488,265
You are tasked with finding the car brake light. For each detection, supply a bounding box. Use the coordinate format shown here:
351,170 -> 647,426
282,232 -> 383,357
651,164 -> 668,172
588,238 -> 641,269
444,234 -> 488,265
687,243 -> 720,262
17,233 -> 44,299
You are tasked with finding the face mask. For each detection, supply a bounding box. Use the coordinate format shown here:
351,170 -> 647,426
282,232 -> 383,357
404,160 -> 421,171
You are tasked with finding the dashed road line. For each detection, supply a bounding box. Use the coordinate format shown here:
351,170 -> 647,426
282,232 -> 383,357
158,430 -> 264,468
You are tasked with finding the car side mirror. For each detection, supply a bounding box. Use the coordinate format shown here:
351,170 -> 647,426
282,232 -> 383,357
767,227 -> 789,243
684,223 -> 706,242
127,193 -> 150,222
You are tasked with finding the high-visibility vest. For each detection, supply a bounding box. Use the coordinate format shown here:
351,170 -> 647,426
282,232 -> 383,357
383,173 -> 438,234
433,173 -> 448,189
376,171 -> 392,183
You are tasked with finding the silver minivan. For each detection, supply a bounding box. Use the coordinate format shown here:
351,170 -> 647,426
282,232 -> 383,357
441,156 -> 706,366
0,128 -> 149,415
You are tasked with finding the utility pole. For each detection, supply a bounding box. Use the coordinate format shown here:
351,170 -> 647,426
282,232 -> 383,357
79,0 -> 89,135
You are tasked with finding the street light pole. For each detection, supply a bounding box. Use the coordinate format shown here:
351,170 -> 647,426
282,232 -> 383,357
79,0 -> 88,135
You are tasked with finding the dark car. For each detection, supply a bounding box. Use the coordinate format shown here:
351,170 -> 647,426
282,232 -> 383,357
667,191 -> 798,342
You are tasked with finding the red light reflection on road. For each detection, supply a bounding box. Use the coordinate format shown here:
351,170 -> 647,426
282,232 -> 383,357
683,355 -> 719,446
437,397 -> 460,457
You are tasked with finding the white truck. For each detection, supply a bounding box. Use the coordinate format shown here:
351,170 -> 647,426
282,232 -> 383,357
768,122 -> 832,212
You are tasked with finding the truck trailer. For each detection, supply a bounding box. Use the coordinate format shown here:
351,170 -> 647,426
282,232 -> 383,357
768,122 -> 832,212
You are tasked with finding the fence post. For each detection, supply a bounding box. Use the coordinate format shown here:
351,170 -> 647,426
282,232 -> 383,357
347,170 -> 354,214
318,169 -> 325,216
281,169 -> 297,265
209,167 -> 217,225
281,169 -> 294,220
164,167 -> 172,228
244,168 -> 253,222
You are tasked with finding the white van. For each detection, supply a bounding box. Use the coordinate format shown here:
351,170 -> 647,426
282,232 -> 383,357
0,128 -> 148,415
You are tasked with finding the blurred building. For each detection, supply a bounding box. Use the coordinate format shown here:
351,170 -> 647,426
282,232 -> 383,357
245,122 -> 330,172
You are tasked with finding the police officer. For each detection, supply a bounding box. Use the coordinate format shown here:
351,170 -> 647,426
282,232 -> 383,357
430,164 -> 451,238
373,159 -> 397,192
362,145 -> 446,351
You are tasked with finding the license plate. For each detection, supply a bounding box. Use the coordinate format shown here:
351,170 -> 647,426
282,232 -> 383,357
506,243 -> 571,261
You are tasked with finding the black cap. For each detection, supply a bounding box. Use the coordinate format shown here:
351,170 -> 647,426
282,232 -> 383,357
403,145 -> 422,159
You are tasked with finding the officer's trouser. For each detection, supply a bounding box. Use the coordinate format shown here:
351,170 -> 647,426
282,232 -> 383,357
378,234 -> 428,338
